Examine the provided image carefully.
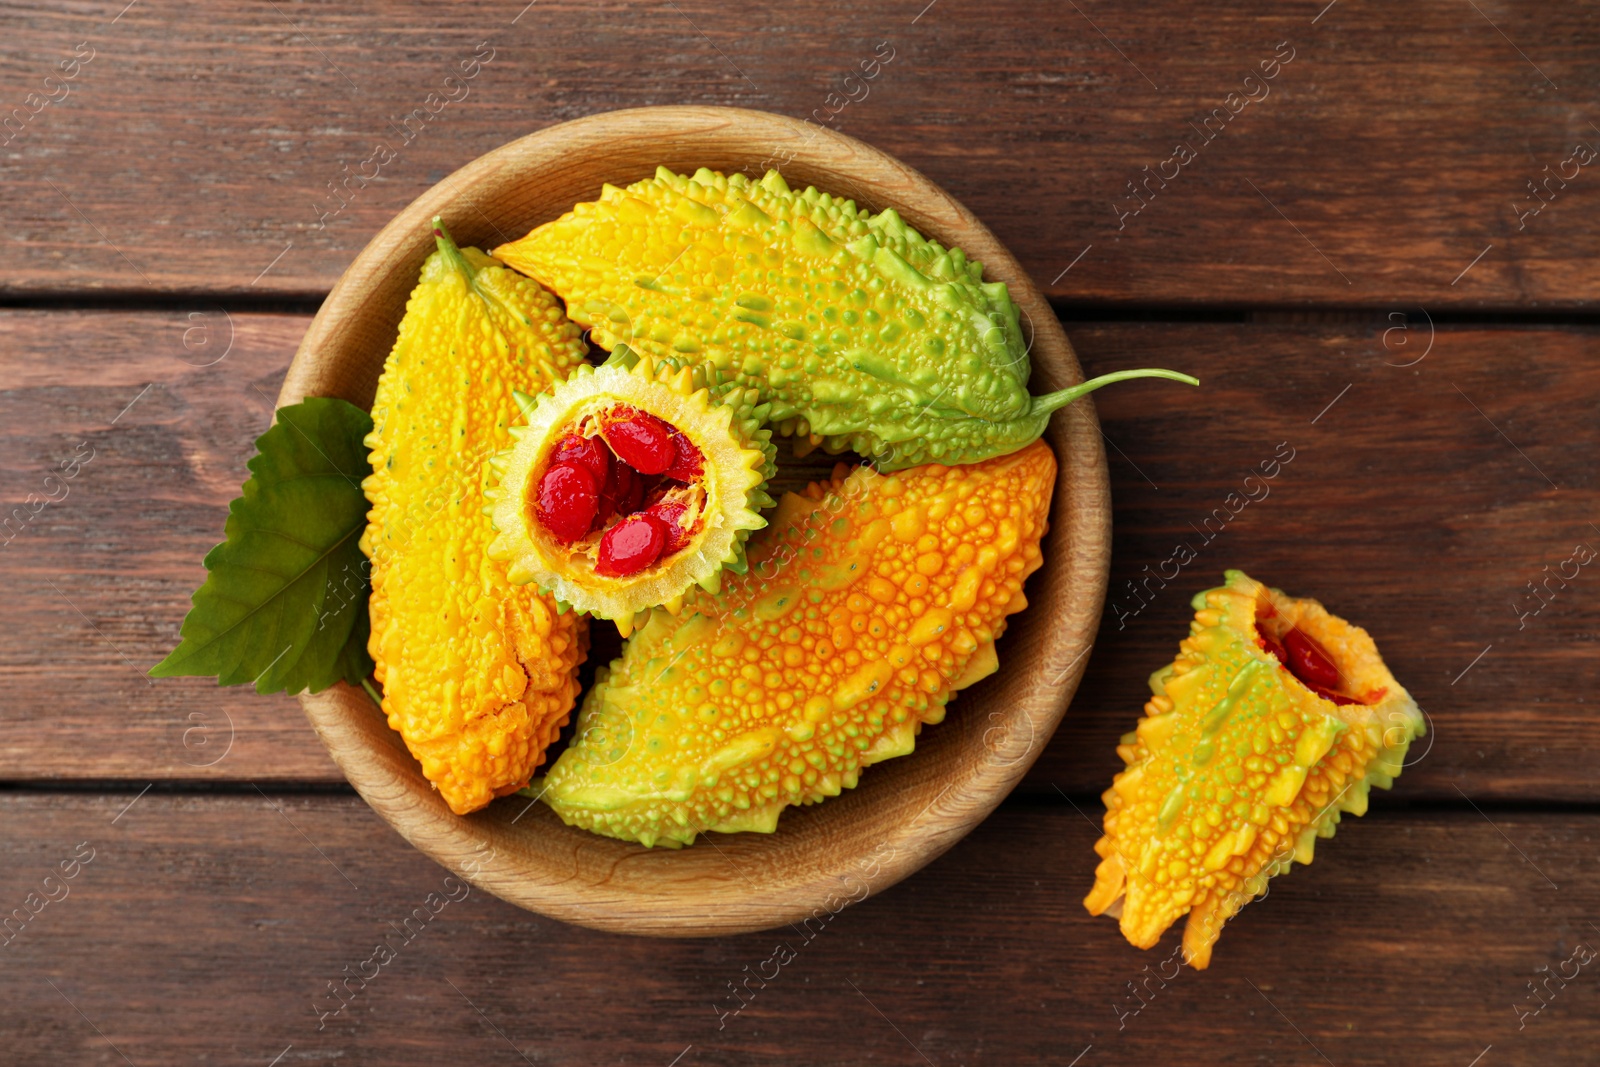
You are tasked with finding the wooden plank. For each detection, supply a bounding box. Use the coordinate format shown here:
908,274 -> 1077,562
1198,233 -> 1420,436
0,311 -> 335,781
6,312 -> 1599,803
3,2 -> 1599,306
1029,318 -> 1600,802
0,793 -> 1594,1063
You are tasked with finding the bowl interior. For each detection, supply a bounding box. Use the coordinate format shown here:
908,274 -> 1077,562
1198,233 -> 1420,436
281,106 -> 1109,937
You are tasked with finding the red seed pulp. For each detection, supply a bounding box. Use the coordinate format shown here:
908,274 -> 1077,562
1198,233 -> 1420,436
601,408 -> 676,475
645,500 -> 691,554
593,460 -> 631,529
535,464 -> 598,542
661,430 -> 704,481
535,406 -> 705,570
1283,628 -> 1340,690
619,466 -> 645,515
1257,620 -> 1364,705
549,433 -> 610,486
1256,630 -> 1288,667
596,513 -> 668,576
1302,678 -> 1363,706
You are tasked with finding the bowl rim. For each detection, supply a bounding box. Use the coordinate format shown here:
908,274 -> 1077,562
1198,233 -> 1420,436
279,104 -> 1109,937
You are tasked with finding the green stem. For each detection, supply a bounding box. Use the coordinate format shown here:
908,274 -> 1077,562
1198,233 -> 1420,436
360,676 -> 383,709
1030,368 -> 1200,416
432,216 -> 477,280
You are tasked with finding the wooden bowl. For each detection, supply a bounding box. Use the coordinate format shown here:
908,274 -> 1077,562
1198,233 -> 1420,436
279,106 -> 1109,937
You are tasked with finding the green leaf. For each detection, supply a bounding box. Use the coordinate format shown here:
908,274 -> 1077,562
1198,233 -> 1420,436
151,397 -> 375,694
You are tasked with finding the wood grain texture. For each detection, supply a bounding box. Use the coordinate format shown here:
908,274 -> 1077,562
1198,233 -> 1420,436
3,2 -> 1599,306
275,106 -> 1110,935
0,792 -> 1593,1065
0,310 -> 337,782
2,1 -> 1591,1053
1036,318 -> 1600,803
5,311 -> 1599,806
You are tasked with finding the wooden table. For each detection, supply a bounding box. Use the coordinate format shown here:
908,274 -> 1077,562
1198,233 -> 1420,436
4,1 -> 1597,1062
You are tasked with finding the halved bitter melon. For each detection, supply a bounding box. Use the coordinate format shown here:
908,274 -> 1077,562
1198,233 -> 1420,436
487,347 -> 775,625
1084,569 -> 1424,968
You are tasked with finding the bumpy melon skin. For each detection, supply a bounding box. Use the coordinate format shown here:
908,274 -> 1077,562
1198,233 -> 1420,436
1084,569 -> 1424,968
362,229 -> 590,816
536,441 -> 1057,848
486,348 -> 776,623
492,167 -> 1049,471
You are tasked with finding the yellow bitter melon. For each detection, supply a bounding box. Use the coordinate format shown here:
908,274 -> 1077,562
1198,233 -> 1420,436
538,440 -> 1057,847
362,222 -> 590,815
1084,570 -> 1424,968
487,347 -> 775,626
493,167 -> 1192,471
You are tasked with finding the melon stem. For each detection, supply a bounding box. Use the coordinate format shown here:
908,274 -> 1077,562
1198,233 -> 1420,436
432,216 -> 521,319
1031,368 -> 1199,416
432,216 -> 475,279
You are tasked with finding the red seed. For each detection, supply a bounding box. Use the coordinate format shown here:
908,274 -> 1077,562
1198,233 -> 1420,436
549,433 -> 610,486
1283,628 -> 1341,691
535,463 -> 598,542
639,476 -> 671,510
594,461 -> 635,530
618,464 -> 645,515
1256,628 -> 1288,668
645,500 -> 692,554
1302,679 -> 1364,707
595,513 -> 667,576
661,430 -> 704,481
602,409 -> 676,475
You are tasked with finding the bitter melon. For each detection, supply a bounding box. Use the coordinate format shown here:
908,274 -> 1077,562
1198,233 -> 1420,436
362,221 -> 590,815
493,167 -> 1193,470
1084,570 -> 1424,968
538,440 -> 1057,847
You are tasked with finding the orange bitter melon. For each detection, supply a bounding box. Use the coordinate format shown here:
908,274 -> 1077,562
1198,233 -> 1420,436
538,440 -> 1057,847
362,223 -> 590,815
1084,570 -> 1424,968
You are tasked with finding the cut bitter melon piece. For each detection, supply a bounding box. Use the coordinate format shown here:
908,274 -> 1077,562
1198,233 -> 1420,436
536,440 -> 1057,848
487,347 -> 775,623
1084,569 -> 1424,968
